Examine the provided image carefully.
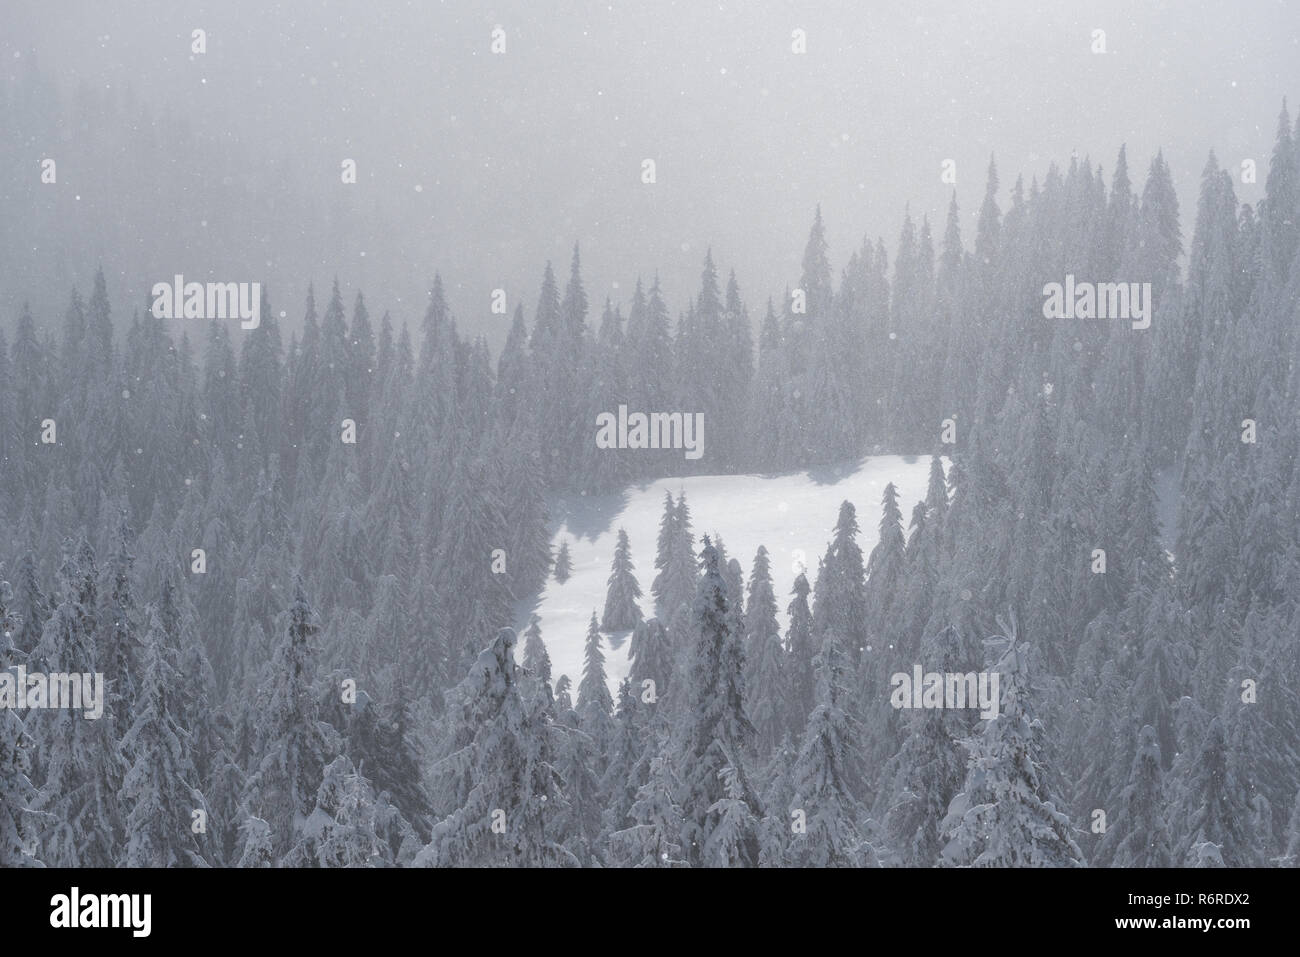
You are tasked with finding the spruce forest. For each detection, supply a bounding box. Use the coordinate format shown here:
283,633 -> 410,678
2,17 -> 1300,872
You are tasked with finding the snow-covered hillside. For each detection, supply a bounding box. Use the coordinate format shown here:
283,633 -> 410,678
518,455 -> 943,696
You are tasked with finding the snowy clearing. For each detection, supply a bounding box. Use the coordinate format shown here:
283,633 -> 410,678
519,455 -> 942,696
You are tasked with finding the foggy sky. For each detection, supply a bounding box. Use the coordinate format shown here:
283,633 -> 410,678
3,0 -> 1299,342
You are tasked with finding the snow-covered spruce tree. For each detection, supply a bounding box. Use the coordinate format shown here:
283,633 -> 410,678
650,490 -> 676,609
242,581 -> 338,859
345,291 -> 375,436
721,555 -> 749,720
716,540 -> 745,624
628,616 -> 673,704
0,574 -> 40,867
29,543 -> 124,867
98,510 -> 139,714
1175,715 -> 1260,867
342,689 -> 433,849
1246,607 -> 1300,851
553,707 -> 602,865
789,633 -> 872,866
676,537 -> 761,866
1104,725 -> 1172,868
554,674 -> 573,712
157,574 -> 224,864
288,755 -> 388,867
519,614 -> 554,708
577,611 -> 614,719
1127,596 -> 1185,771
887,500 -> 935,664
705,763 -> 764,868
419,628 -> 575,866
0,702 -> 38,866
1076,658 -> 1128,856
8,550 -> 49,656
235,817 -> 275,868
882,625 -> 974,866
743,545 -> 786,758
1163,694 -> 1211,844
120,608 -> 207,867
609,753 -> 687,867
203,716 -> 247,867
521,614 -> 549,679
661,492 -> 698,619
784,572 -> 816,738
0,573 -> 17,666
553,539 -> 573,583
601,528 -> 643,630
600,679 -> 649,845
940,634 -> 1084,867
925,454 -> 948,516
865,484 -> 906,628
1224,669 -> 1269,849
756,742 -> 797,866
814,501 -> 867,656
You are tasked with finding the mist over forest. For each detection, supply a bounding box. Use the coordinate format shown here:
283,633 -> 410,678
1,2 -> 1299,878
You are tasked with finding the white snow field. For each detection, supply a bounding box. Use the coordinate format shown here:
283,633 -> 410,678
518,454 -> 943,698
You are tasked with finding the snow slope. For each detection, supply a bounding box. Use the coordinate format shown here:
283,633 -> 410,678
517,455 -> 943,698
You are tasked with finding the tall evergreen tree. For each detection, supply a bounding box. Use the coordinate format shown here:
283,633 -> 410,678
553,539 -> 573,584
553,674 -> 574,713
601,528 -> 643,631
743,546 -> 786,757
520,615 -> 552,687
577,611 -> 613,718
1105,725 -> 1172,868
651,491 -> 676,610
659,492 -> 698,619
120,608 -> 206,867
1175,716 -> 1260,867
418,628 -> 576,867
816,501 -> 867,659
785,572 -> 816,736
8,550 -> 49,656
610,753 -> 686,867
0,574 -> 39,866
883,626 -> 974,866
941,636 -> 1084,867
628,616 -> 673,704
790,634 -> 872,866
677,538 -> 761,866
864,485 -> 906,641
290,754 -> 387,868
243,581 -> 338,858
29,543 -> 125,867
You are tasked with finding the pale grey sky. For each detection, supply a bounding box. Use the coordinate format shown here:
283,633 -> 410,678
3,0 -> 1298,339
